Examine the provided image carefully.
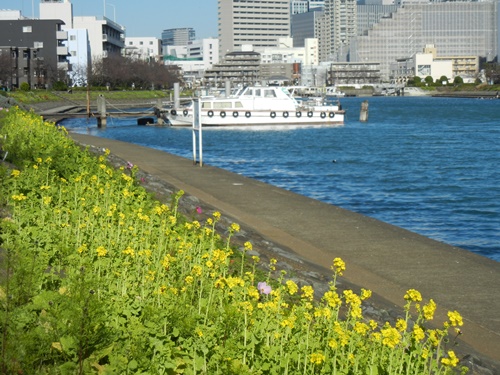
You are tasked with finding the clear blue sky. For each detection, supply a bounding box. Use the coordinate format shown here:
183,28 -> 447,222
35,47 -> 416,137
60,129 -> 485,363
1,0 -> 218,39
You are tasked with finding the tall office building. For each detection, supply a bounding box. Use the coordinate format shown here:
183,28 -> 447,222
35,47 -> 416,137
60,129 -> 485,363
161,28 -> 195,55
322,0 -> 358,62
218,0 -> 290,56
350,0 -> 498,80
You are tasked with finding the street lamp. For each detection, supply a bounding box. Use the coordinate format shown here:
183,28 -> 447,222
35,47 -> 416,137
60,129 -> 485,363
107,3 -> 116,22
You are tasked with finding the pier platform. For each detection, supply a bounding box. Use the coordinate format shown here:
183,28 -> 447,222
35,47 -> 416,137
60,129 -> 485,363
70,133 -> 500,371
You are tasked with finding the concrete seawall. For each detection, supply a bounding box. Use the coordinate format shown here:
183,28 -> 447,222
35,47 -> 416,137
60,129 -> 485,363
70,133 -> 500,371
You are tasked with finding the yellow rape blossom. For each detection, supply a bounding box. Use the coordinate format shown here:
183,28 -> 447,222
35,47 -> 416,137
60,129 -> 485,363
286,280 -> 298,295
310,353 -> 325,366
441,350 -> 459,367
10,169 -> 21,177
395,319 -> 407,332
332,257 -> 346,275
404,289 -> 422,303
413,325 -> 425,341
301,285 -> 314,300
381,325 -> 401,348
323,290 -> 342,308
447,310 -> 463,327
96,246 -> 107,257
11,193 -> 27,201
423,299 -> 436,320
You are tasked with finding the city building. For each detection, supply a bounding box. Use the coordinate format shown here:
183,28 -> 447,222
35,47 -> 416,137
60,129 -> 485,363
291,7 -> 324,47
124,37 -> 161,61
328,61 -> 382,85
163,38 -> 220,88
260,37 -> 319,66
0,18 -> 68,88
322,0 -> 358,62
204,50 -> 261,87
40,0 -> 73,29
161,28 -> 195,55
350,0 -> 497,80
218,0 -> 290,57
291,1 -> 310,14
72,16 -> 125,60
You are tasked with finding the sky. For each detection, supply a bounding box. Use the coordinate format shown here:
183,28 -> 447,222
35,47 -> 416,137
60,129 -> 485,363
1,0 -> 218,39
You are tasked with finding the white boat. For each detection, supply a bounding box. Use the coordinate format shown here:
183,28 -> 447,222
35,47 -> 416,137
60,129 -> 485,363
165,86 -> 345,127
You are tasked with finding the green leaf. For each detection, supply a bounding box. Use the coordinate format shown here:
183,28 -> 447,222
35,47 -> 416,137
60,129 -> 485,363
128,359 -> 138,371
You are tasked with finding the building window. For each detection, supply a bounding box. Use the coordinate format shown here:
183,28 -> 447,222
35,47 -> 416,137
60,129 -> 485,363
70,35 -> 76,41
23,26 -> 32,33
139,41 -> 144,45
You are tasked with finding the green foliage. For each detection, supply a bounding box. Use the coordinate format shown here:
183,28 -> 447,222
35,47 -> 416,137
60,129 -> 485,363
52,81 -> 69,91
20,82 -> 31,91
424,76 -> 434,85
454,76 -> 464,85
0,107 -> 466,374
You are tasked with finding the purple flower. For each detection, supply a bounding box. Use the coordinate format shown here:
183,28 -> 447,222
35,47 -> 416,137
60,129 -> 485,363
126,162 -> 134,169
258,282 -> 272,295
196,206 -> 202,214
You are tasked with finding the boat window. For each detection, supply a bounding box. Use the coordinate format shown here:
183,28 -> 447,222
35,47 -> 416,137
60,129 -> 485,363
235,101 -> 243,108
264,89 -> 276,98
254,89 -> 261,97
202,102 -> 212,109
213,102 -> 232,109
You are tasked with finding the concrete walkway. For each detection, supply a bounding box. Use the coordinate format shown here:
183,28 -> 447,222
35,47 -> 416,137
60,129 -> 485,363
70,133 -> 500,367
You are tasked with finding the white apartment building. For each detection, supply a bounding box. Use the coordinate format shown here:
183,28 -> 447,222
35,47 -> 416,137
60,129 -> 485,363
260,37 -> 319,66
73,16 -> 125,60
218,0 -> 291,57
164,38 -> 220,86
40,0 -> 73,29
323,0 -> 357,62
124,37 -> 161,61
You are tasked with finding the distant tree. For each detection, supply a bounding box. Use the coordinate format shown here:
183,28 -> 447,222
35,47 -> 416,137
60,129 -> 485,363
424,76 -> 434,85
453,76 -> 464,85
439,75 -> 449,85
88,55 -> 181,90
483,62 -> 500,84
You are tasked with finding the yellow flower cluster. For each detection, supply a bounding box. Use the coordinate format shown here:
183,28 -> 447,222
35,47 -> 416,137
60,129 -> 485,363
96,246 -> 107,257
331,257 -> 346,275
404,289 -> 422,302
441,350 -> 459,367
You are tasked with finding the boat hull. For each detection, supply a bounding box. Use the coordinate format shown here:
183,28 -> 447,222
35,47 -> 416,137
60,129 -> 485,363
167,109 -> 345,127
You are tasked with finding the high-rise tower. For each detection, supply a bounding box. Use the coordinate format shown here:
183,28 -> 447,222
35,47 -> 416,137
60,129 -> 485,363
218,0 -> 290,57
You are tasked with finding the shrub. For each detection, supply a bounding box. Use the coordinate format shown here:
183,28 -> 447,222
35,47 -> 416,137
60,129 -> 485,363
20,82 -> 30,91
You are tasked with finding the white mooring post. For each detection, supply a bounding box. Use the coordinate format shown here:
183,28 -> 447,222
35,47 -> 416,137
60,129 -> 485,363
192,99 -> 203,167
97,94 -> 107,128
360,100 -> 369,122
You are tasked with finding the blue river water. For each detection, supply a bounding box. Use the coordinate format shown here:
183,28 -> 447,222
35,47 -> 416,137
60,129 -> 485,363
62,96 -> 500,262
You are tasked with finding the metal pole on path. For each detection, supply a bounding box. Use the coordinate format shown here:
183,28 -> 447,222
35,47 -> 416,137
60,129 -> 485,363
97,94 -> 107,127
360,100 -> 369,122
192,99 -> 202,166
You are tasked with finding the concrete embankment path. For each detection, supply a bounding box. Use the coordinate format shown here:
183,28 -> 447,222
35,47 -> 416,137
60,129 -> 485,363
70,132 -> 500,368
